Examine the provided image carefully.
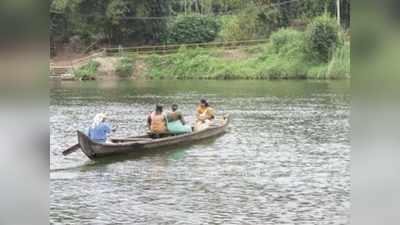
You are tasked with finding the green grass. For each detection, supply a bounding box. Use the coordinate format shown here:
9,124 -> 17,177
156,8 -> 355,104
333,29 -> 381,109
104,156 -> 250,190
144,31 -> 350,80
74,59 -> 100,80
326,41 -> 350,79
115,57 -> 134,78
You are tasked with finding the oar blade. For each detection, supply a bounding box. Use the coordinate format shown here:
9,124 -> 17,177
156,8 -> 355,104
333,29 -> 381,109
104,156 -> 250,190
62,144 -> 80,156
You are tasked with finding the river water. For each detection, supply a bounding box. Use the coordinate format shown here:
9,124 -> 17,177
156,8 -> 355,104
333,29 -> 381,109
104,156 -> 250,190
50,80 -> 350,225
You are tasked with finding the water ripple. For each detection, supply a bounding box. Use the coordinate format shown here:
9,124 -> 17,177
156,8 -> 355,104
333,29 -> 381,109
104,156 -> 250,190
50,80 -> 350,225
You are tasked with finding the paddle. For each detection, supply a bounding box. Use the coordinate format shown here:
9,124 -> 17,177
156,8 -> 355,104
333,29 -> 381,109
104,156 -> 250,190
62,125 -> 118,156
62,143 -> 80,156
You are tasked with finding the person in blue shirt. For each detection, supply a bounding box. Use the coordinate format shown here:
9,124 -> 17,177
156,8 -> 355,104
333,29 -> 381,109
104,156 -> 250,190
88,113 -> 112,143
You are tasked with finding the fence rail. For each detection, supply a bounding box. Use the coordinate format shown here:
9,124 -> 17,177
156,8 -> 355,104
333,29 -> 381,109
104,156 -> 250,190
104,39 -> 268,55
49,50 -> 104,76
50,39 -> 268,76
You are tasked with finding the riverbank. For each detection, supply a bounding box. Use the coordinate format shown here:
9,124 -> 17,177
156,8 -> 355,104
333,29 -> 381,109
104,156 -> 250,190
52,41 -> 349,81
52,35 -> 350,81
145,18 -> 350,80
52,15 -> 350,80
145,40 -> 350,80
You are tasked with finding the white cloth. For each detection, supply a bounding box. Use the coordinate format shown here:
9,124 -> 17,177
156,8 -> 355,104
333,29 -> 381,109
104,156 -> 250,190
91,113 -> 107,129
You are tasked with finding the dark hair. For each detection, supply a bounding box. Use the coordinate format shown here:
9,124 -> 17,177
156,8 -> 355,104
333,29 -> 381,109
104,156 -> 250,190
171,104 -> 178,111
200,98 -> 209,107
155,104 -> 163,113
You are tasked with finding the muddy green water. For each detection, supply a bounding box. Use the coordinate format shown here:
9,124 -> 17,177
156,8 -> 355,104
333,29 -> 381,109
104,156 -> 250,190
50,80 -> 350,224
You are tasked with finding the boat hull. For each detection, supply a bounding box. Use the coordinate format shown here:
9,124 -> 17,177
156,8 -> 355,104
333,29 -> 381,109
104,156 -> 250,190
77,115 -> 230,159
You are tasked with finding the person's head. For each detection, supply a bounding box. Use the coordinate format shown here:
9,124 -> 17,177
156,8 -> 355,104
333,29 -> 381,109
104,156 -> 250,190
171,104 -> 178,112
155,104 -> 163,113
96,113 -> 107,122
92,113 -> 107,128
200,98 -> 209,108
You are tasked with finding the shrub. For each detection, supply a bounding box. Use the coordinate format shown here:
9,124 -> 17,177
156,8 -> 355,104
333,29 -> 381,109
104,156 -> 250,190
115,57 -> 134,78
74,60 -> 100,80
254,6 -> 282,37
165,15 -> 219,44
145,54 -> 169,79
218,5 -> 282,42
306,15 -> 339,63
270,28 -> 306,55
218,14 -> 257,41
326,41 -> 350,79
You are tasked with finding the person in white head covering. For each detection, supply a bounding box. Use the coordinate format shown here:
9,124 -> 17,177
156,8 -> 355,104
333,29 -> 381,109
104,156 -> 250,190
87,113 -> 112,143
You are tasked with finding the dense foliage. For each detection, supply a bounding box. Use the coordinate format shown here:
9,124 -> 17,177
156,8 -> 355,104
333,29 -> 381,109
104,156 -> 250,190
50,0 -> 170,51
74,60 -> 100,80
50,0 -> 350,55
217,8 -> 260,41
165,15 -> 220,44
270,28 -> 305,55
306,15 -> 339,63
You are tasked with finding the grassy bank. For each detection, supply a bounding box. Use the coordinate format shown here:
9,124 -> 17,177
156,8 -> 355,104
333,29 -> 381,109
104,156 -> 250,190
71,32 -> 350,81
144,40 -> 349,80
65,15 -> 349,81
144,15 -> 350,80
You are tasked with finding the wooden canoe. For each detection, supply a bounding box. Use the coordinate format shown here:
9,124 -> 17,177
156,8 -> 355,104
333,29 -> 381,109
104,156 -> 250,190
77,114 -> 230,159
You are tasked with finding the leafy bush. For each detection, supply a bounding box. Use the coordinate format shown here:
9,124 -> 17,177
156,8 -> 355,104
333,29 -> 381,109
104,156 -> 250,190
325,41 -> 350,79
165,15 -> 219,44
254,6 -> 282,37
115,57 -> 134,78
146,47 -> 220,79
145,55 -> 165,79
74,60 -> 100,80
301,42 -> 350,79
306,15 -> 339,63
218,4 -> 283,42
270,28 -> 306,55
218,14 -> 257,41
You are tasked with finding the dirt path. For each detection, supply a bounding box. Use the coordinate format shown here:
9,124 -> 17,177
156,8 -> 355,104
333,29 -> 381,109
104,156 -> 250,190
51,52 -> 91,67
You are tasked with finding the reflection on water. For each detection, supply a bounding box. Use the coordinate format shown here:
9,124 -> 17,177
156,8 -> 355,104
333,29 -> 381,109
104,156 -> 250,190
50,80 -> 350,224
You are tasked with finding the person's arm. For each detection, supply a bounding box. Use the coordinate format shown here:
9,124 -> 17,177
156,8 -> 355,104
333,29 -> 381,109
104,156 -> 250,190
196,106 -> 201,120
196,107 -> 206,121
208,108 -> 215,120
178,112 -> 186,125
104,123 -> 112,134
147,115 -> 152,129
106,123 -> 117,132
111,125 -> 117,132
196,112 -> 201,121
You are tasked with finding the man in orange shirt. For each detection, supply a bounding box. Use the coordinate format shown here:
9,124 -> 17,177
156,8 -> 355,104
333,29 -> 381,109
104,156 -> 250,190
147,104 -> 167,135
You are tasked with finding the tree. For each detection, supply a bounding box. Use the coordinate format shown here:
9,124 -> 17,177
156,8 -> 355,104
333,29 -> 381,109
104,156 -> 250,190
106,0 -> 130,42
49,0 -> 350,54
